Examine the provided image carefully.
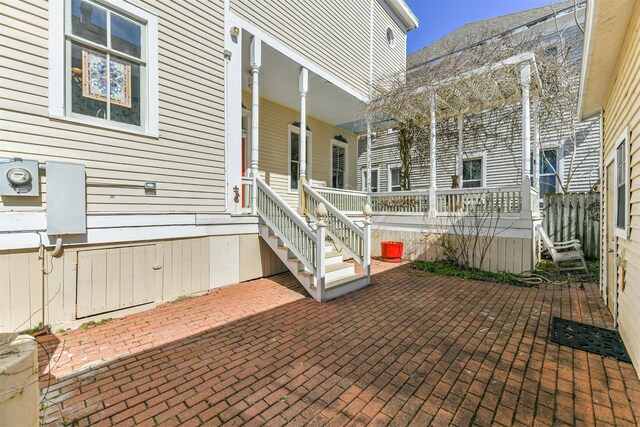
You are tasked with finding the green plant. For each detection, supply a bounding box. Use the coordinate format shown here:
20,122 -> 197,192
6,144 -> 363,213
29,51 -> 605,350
413,260 -> 520,285
79,318 -> 114,330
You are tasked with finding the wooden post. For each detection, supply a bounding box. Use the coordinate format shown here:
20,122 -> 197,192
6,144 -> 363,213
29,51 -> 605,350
250,36 -> 261,215
299,67 -> 308,214
429,93 -> 437,217
315,202 -> 327,302
363,203 -> 372,284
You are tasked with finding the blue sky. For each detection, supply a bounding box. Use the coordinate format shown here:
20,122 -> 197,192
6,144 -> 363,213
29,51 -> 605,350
405,0 -> 568,54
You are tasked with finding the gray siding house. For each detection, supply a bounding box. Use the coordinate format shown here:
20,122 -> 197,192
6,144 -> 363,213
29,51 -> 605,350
358,1 -> 601,198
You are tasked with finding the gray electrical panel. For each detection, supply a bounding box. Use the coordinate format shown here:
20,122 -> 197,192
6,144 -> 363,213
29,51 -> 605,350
46,161 -> 87,235
0,158 -> 40,196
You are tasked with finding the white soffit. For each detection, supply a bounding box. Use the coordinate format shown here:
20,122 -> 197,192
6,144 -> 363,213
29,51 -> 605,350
579,0 -> 636,119
242,42 -> 363,126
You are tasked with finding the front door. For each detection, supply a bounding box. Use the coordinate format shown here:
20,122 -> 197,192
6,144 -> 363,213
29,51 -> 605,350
605,160 -> 617,322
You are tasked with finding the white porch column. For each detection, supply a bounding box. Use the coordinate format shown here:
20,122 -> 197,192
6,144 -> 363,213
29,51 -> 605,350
298,67 -> 308,213
520,62 -> 532,219
250,37 -> 261,215
457,113 -> 464,177
429,93 -> 437,217
366,118 -> 372,193
532,95 -> 541,215
250,37 -> 261,177
532,95 -> 541,193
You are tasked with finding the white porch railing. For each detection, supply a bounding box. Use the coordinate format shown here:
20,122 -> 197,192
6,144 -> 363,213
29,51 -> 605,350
370,191 -> 430,213
309,186 -> 369,213
256,177 -> 320,276
304,184 -> 369,273
435,185 -> 523,215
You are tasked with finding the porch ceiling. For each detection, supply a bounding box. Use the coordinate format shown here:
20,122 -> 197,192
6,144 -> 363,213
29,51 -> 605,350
242,40 -> 364,129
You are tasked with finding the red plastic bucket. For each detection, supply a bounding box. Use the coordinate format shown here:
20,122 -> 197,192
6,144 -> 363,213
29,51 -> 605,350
381,241 -> 404,262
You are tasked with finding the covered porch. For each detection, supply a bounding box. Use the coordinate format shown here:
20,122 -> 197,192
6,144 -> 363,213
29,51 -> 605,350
228,27 -> 366,216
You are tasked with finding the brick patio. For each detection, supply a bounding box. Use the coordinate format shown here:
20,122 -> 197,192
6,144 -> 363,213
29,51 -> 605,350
38,260 -> 640,426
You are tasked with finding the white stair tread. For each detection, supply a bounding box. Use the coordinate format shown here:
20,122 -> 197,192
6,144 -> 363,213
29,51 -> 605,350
326,273 -> 367,289
325,262 -> 353,273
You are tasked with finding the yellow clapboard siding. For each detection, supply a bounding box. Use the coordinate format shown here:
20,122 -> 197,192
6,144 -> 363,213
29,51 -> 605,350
601,4 -> 640,375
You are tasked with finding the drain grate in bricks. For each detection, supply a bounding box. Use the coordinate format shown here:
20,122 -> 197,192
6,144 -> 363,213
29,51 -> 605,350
550,317 -> 632,363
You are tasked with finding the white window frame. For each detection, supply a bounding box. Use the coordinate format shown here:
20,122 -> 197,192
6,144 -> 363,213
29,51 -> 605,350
387,163 -> 402,192
288,125 -> 312,193
386,26 -> 396,48
537,148 -> 560,195
330,139 -> 348,189
49,0 -> 159,136
361,166 -> 380,192
462,151 -> 486,188
613,128 -> 630,239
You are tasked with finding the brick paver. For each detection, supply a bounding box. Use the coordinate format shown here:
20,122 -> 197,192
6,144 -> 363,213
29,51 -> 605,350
38,260 -> 640,426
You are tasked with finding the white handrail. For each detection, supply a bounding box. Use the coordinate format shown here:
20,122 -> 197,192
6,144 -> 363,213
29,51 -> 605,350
305,185 -> 364,238
259,178 -> 315,238
310,186 -> 368,196
304,184 -> 365,264
256,178 -> 318,275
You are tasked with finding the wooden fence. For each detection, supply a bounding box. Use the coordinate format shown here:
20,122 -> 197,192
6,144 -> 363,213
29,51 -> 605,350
542,192 -> 600,259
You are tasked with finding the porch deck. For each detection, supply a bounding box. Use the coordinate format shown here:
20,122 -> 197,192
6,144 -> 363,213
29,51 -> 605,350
38,260 -> 640,426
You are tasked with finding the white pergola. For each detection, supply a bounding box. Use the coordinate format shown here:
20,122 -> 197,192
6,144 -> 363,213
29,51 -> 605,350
364,52 -> 543,218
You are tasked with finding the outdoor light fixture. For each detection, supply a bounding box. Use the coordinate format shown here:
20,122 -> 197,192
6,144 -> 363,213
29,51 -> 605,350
144,182 -> 157,190
230,26 -> 240,38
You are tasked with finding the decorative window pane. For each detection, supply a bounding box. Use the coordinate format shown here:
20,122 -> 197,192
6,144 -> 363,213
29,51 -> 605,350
463,158 -> 482,188
332,144 -> 345,189
65,0 -> 146,130
71,43 -> 107,118
111,60 -> 140,125
111,14 -> 142,58
616,140 -> 626,229
71,0 -> 107,46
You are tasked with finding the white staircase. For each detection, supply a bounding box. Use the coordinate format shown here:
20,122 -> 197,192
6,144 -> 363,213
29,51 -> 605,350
254,177 -> 371,302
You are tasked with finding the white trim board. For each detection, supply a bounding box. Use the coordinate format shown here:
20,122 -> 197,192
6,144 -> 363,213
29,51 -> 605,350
0,212 -> 259,250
